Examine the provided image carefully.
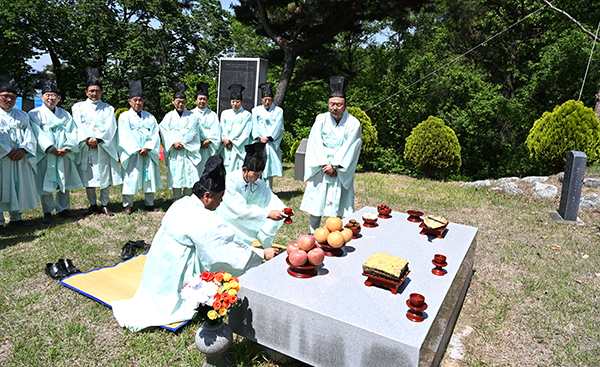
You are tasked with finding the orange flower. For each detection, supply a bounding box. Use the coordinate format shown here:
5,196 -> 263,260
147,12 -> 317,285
214,273 -> 224,282
218,307 -> 227,316
231,276 -> 239,283
222,300 -> 231,309
212,300 -> 222,310
230,294 -> 238,304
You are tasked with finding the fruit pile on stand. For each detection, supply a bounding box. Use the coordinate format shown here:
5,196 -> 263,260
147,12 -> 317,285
313,217 -> 352,248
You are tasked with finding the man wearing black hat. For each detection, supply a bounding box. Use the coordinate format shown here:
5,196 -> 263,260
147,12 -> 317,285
300,76 -> 363,234
217,142 -> 287,250
0,74 -> 39,229
220,84 -> 253,173
118,80 -> 163,214
159,82 -> 203,200
191,82 -> 222,175
29,80 -> 83,223
252,82 -> 284,189
111,156 -> 267,332
72,68 -> 123,216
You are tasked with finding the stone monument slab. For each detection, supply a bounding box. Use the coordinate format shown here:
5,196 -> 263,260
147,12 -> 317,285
230,207 -> 478,367
294,138 -> 308,181
557,151 -> 587,221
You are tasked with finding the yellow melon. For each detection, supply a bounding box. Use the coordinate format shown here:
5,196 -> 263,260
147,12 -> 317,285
313,227 -> 330,244
325,217 -> 343,232
341,228 -> 353,243
327,231 -> 345,248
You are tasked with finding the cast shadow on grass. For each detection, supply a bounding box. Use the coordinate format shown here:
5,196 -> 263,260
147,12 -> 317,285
0,230 -> 37,250
274,189 -> 304,202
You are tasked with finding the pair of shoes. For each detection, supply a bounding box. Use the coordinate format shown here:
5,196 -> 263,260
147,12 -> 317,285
59,258 -> 81,275
124,206 -> 133,215
42,213 -> 52,224
100,206 -> 115,216
11,220 -> 33,227
57,210 -> 71,218
44,259 -> 80,280
144,205 -> 158,212
129,240 -> 151,250
83,204 -> 99,216
120,240 -> 151,261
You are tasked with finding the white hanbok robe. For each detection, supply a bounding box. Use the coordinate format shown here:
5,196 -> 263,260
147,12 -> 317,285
216,170 -> 285,248
252,104 -> 284,178
0,108 -> 39,212
118,109 -> 163,195
72,99 -> 123,188
28,104 -> 82,195
219,107 -> 253,173
159,109 -> 202,189
191,106 -> 222,174
110,195 -> 263,332
300,110 -> 362,218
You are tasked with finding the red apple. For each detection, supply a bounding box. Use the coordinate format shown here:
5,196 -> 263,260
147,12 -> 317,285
288,250 -> 308,267
286,242 -> 300,254
297,234 -> 316,251
307,247 -> 325,266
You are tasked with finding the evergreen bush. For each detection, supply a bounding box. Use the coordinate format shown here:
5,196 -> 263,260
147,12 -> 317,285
290,139 -> 301,159
114,107 -> 129,123
347,106 -> 377,168
404,116 -> 461,177
526,100 -> 600,169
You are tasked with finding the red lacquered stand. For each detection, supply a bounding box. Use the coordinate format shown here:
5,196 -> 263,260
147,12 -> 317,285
406,299 -> 428,322
286,257 -> 317,278
362,271 -> 410,295
419,222 -> 447,238
431,260 -> 447,276
407,210 -> 424,223
283,208 -> 294,224
318,242 -> 344,257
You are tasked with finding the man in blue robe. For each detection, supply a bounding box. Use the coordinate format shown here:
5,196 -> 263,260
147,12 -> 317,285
29,80 -> 82,223
300,76 -> 362,234
191,82 -> 221,175
252,82 -> 284,188
220,84 -> 253,173
0,74 -> 39,229
118,80 -> 163,214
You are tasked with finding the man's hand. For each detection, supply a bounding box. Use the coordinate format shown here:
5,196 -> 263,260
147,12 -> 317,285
10,148 -> 26,161
223,138 -> 232,150
49,147 -> 60,156
322,164 -> 338,177
264,247 -> 281,260
259,137 -> 269,144
86,137 -> 98,149
173,142 -> 184,150
201,140 -> 212,149
57,148 -> 70,156
267,210 -> 287,221
139,148 -> 150,156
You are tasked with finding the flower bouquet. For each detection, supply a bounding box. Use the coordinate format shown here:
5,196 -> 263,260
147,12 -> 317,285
181,270 -> 241,324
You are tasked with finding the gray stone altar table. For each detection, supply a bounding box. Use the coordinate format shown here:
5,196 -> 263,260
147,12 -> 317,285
230,207 -> 478,367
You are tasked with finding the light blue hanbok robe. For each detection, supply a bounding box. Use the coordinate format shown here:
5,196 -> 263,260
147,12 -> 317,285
118,109 -> 163,195
191,106 -> 222,174
0,108 -> 39,212
72,99 -> 123,188
110,195 -> 263,332
28,104 -> 82,195
300,110 -> 362,218
216,170 -> 285,248
159,109 -> 202,189
220,107 -> 253,173
252,104 -> 284,179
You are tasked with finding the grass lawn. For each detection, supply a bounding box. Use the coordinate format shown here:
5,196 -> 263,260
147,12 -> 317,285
1,162 -> 599,366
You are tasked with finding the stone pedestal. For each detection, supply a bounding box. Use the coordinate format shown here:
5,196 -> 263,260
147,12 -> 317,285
557,151 -> 587,222
294,138 -> 308,181
230,207 -> 478,367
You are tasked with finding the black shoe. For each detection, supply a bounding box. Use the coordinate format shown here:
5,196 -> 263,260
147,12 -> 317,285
58,258 -> 81,275
100,206 -> 115,217
144,205 -> 158,212
57,210 -> 71,218
129,240 -> 151,250
45,262 -> 68,280
120,243 -> 134,261
83,205 -> 99,216
124,205 -> 133,215
11,220 -> 33,227
42,213 -> 52,224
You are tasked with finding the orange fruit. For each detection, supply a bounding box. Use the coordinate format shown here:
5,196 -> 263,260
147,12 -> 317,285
313,227 -> 330,244
341,228 -> 353,243
325,217 -> 343,232
327,231 -> 345,248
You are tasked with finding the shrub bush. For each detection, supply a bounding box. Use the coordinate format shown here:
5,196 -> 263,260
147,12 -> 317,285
114,107 -> 129,123
404,116 -> 461,178
347,106 -> 377,170
526,100 -> 600,169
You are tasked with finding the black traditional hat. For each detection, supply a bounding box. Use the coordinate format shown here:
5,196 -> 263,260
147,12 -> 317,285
196,82 -> 209,97
85,68 -> 102,88
228,84 -> 245,100
258,82 -> 274,98
197,155 -> 226,193
128,80 -> 143,99
172,82 -> 186,99
0,74 -> 17,94
328,76 -> 348,99
41,80 -> 59,95
243,142 -> 267,172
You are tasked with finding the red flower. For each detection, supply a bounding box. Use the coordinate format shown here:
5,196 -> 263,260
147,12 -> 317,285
200,271 -> 214,282
213,300 -> 222,310
231,277 -> 239,283
230,295 -> 238,304
214,273 -> 224,282
222,300 -> 231,309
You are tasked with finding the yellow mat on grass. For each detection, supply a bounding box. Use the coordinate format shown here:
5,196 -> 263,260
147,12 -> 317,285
60,253 -> 186,331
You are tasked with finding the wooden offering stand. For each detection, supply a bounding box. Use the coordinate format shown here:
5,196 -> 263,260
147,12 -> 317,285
362,270 -> 410,295
419,222 -> 447,238
406,293 -> 428,322
283,208 -> 294,224
407,210 -> 424,223
432,254 -> 447,276
318,242 -> 344,257
377,205 -> 392,219
286,257 -> 317,278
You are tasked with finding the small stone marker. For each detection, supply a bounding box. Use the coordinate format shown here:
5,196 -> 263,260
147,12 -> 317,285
294,138 -> 308,181
551,151 -> 586,224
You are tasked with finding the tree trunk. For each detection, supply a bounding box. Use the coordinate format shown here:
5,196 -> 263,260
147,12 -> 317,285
274,46 -> 297,107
